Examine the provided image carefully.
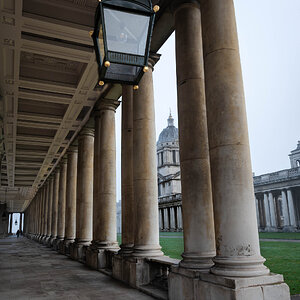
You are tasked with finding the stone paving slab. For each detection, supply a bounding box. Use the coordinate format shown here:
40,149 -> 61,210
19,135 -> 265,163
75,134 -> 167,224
0,237 -> 154,300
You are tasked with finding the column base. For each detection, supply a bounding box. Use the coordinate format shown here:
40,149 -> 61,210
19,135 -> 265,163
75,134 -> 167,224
282,226 -> 297,232
48,236 -> 56,247
70,242 -> 89,262
42,235 -> 50,245
86,241 -> 119,270
132,244 -> 164,258
112,256 -> 150,288
169,266 -> 290,300
263,226 -> 280,232
62,239 -> 74,255
118,243 -> 134,256
211,256 -> 270,277
179,251 -> 215,270
52,238 -> 64,251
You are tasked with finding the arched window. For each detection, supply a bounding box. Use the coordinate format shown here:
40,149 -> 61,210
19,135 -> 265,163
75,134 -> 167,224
296,160 -> 300,167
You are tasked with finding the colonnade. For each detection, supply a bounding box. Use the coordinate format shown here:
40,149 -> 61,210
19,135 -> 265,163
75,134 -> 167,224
159,206 -> 183,231
256,188 -> 298,231
23,1 -> 289,299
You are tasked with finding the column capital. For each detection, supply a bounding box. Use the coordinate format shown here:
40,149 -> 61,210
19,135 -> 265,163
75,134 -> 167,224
60,156 -> 68,165
148,52 -> 161,70
96,99 -> 120,113
79,127 -> 95,138
171,0 -> 200,14
67,145 -> 78,154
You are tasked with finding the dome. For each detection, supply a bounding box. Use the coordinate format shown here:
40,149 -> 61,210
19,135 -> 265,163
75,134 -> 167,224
157,113 -> 178,144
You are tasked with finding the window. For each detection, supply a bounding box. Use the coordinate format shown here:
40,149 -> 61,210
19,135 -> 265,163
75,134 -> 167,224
297,160 -> 300,167
173,150 -> 176,163
161,152 -> 164,165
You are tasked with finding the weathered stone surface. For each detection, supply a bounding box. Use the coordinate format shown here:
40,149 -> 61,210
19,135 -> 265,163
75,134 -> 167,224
169,266 -> 290,300
0,237 -> 153,299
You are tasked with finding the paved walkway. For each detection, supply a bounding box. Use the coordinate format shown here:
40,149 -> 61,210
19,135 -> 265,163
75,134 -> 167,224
0,236 -> 153,300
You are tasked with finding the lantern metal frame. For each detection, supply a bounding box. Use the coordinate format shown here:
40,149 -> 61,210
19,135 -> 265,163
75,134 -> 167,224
92,0 -> 156,86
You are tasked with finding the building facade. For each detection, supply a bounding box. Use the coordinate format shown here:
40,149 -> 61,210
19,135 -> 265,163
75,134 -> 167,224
157,113 -> 182,231
157,117 -> 300,232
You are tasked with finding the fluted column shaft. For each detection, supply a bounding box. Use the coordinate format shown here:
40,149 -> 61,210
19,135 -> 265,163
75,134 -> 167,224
200,0 -> 269,276
120,85 -> 134,254
174,1 -> 215,269
57,159 -> 67,240
132,55 -> 163,257
64,147 -> 78,242
51,168 -> 60,239
76,128 -> 94,245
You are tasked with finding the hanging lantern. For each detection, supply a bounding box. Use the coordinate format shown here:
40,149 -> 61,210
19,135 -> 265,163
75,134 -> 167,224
92,0 -> 159,86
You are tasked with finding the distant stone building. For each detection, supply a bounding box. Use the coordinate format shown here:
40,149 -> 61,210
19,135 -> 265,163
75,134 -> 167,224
116,200 -> 121,234
254,141 -> 300,232
157,114 -> 300,232
157,114 -> 182,231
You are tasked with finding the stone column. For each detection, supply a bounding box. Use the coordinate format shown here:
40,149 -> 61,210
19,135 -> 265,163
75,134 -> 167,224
42,182 -> 49,241
40,187 -> 46,240
50,168 -> 60,244
200,0 -> 268,276
56,158 -> 67,248
91,100 -> 119,251
19,213 -> 23,232
255,197 -> 260,228
281,190 -> 290,227
46,175 -> 54,242
72,128 -> 94,260
163,208 -> 169,231
9,213 -> 12,234
63,146 -> 78,250
159,209 -> 163,231
258,197 -> 266,228
120,85 -> 134,255
132,55 -> 162,257
170,207 -> 175,230
178,206 -> 182,230
287,189 -> 296,227
174,1 -> 215,269
268,192 -> 277,228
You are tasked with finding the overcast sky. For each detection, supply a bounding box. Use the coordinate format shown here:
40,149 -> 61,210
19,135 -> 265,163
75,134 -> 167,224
115,0 -> 300,201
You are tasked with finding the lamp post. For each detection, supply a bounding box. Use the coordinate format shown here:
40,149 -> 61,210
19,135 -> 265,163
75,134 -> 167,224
91,0 -> 159,89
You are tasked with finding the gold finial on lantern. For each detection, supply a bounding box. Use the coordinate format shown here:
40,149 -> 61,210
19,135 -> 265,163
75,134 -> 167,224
153,5 -> 160,13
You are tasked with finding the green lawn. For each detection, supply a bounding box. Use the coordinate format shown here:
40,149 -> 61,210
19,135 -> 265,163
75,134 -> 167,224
117,232 -> 300,294
259,232 -> 300,240
158,234 -> 300,295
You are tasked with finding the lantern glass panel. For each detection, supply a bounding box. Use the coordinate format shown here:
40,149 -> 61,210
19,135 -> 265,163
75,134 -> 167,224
104,62 -> 142,82
103,8 -> 150,56
97,24 -> 105,63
